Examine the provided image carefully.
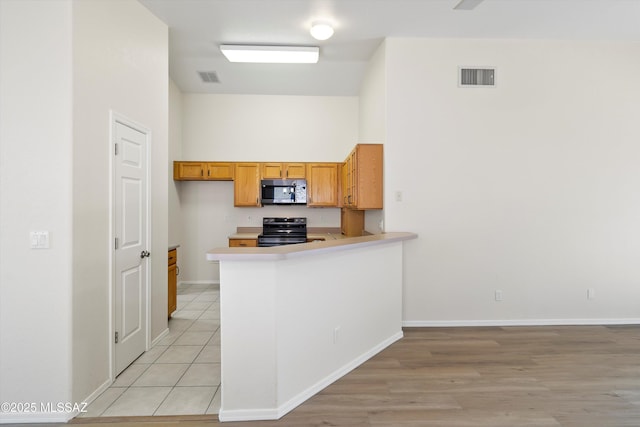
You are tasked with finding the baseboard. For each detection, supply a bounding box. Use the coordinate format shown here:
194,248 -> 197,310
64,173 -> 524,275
0,409 -> 74,424
218,408 -> 279,422
0,377 -> 110,424
218,330 -> 404,422
81,377 -> 112,406
275,330 -> 404,419
402,318 -> 640,327
151,327 -> 170,347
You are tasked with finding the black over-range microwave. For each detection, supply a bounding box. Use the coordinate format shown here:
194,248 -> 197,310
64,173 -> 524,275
261,179 -> 307,205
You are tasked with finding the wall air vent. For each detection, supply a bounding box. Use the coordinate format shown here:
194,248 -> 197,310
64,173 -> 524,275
459,67 -> 495,87
198,71 -> 220,83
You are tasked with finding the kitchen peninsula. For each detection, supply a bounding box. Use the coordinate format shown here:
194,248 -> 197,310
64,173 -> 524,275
206,232 -> 417,422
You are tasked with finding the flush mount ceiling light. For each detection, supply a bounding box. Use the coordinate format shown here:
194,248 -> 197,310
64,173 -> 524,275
310,21 -> 334,41
453,0 -> 484,10
220,45 -> 319,63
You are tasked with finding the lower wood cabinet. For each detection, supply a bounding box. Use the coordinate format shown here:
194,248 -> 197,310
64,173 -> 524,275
168,248 -> 178,317
229,238 -> 257,247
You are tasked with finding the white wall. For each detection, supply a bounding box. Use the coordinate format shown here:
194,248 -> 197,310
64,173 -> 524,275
358,41 -> 387,234
358,41 -> 387,144
0,1 -> 73,421
169,79 -> 183,248
71,0 -> 168,405
218,240 -> 405,421
176,95 -> 358,282
182,94 -> 358,161
381,38 -> 640,325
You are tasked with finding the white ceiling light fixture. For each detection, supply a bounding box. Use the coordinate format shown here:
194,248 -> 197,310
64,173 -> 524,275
310,21 -> 334,41
220,45 -> 319,63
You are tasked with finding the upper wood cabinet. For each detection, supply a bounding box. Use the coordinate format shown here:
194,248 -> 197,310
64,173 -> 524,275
307,163 -> 339,207
234,163 -> 261,207
173,145 -> 382,210
342,144 -> 383,209
261,163 -> 306,179
206,162 -> 234,180
173,161 -> 234,181
174,162 -> 207,180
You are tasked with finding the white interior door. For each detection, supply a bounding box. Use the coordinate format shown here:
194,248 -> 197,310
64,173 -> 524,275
113,118 -> 149,376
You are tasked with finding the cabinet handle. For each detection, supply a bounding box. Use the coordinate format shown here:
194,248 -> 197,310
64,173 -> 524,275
176,266 -> 180,276
208,169 -> 210,177
286,170 -> 288,178
239,243 -> 247,246
201,169 -> 203,176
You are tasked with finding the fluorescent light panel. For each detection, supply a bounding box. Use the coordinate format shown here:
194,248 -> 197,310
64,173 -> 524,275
220,45 -> 319,63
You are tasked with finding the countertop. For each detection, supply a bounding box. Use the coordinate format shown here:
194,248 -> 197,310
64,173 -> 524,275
228,232 -> 345,241
208,232 -> 417,261
228,226 -> 346,242
168,244 -> 180,251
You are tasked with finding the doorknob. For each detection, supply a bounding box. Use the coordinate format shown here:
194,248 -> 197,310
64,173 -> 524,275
140,250 -> 151,259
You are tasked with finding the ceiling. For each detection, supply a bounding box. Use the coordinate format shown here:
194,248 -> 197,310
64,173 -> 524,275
139,0 -> 640,96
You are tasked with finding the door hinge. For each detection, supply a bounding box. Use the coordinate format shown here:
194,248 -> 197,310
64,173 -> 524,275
115,331 -> 119,344
114,143 -> 119,156
115,237 -> 119,250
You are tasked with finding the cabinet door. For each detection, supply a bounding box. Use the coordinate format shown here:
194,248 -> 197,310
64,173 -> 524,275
234,163 -> 261,207
173,162 -> 205,180
307,163 -> 338,207
168,264 -> 177,316
261,163 -> 284,179
341,161 -> 349,207
206,162 -> 234,180
353,144 -> 383,209
284,163 -> 306,179
168,248 -> 177,317
348,150 -> 357,207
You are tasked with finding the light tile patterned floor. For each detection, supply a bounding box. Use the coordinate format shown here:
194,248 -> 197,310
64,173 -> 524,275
80,283 -> 221,417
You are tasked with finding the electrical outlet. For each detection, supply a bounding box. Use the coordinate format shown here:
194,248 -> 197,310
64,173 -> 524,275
395,191 -> 403,202
495,290 -> 503,301
587,288 -> 595,300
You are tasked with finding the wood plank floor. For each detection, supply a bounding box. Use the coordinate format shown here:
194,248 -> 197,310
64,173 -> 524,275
22,326 -> 640,426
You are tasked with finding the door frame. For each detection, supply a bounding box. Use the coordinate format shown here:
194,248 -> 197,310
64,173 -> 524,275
108,111 -> 152,381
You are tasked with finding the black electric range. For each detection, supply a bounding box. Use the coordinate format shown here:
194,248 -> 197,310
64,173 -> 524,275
257,217 -> 307,247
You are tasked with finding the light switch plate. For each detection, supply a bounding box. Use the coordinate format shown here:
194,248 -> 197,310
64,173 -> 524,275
30,231 -> 50,249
